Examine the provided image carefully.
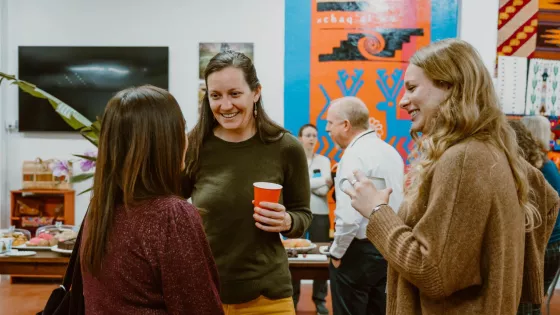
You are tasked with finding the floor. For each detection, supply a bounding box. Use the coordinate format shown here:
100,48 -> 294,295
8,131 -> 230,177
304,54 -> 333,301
1,277 -> 560,315
296,281 -> 333,314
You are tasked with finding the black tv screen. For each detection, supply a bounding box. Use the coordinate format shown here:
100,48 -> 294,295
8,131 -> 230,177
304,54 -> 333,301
18,46 -> 169,132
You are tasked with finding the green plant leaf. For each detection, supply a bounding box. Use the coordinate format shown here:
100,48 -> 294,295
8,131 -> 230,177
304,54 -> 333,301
0,72 -> 16,80
80,127 -> 99,140
79,129 -> 99,147
0,71 -> 99,147
45,96 -> 92,128
14,80 -> 47,99
47,100 -> 86,130
78,187 -> 93,196
72,154 -> 97,161
70,173 -> 94,183
91,120 -> 101,133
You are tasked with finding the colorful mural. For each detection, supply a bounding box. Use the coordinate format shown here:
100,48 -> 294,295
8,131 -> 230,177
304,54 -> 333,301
284,0 -> 459,163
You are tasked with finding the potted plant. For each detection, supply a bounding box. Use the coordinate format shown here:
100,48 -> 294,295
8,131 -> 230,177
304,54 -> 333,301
0,72 -> 100,194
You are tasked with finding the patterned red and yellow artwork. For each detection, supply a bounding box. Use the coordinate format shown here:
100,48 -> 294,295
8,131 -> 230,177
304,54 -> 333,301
497,0 -> 539,58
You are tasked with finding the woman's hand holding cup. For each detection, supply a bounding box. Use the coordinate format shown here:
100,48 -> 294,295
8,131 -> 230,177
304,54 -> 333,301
253,201 -> 292,232
252,182 -> 291,232
341,170 -> 392,218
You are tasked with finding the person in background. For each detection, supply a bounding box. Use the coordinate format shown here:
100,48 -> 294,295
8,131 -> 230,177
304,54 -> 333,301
513,117 -> 560,314
81,85 -> 223,314
183,50 -> 312,314
292,123 -> 332,314
340,38 -> 559,315
326,96 -> 405,315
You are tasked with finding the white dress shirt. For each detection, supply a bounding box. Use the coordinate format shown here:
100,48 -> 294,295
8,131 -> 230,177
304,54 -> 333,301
329,130 -> 405,259
308,154 -> 332,215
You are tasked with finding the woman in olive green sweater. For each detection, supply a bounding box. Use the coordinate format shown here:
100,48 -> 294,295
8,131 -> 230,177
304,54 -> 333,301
183,50 -> 312,314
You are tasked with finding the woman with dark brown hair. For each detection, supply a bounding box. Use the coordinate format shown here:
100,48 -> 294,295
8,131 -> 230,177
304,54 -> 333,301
184,51 -> 312,314
80,85 -> 223,314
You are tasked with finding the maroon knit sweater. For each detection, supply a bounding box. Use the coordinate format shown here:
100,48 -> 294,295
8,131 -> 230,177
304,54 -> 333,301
80,196 -> 224,314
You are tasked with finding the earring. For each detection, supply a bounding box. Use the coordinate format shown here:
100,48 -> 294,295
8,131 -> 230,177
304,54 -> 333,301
253,103 -> 258,118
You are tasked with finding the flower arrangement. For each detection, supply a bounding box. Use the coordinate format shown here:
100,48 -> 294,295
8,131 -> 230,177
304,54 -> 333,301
0,72 -> 100,194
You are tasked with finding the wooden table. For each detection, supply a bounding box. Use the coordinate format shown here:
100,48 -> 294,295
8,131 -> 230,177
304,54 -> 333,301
0,251 -> 69,277
288,242 -> 330,282
0,245 -> 330,282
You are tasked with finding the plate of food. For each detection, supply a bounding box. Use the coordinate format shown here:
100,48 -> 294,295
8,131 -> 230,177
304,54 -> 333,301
5,249 -> 37,257
1,229 -> 31,248
17,228 -> 78,251
51,245 -> 73,255
50,233 -> 76,255
319,245 -> 330,256
282,238 -> 317,253
13,244 -> 54,251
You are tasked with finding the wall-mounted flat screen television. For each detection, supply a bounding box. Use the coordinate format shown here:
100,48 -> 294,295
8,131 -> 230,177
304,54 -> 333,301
18,46 -> 169,132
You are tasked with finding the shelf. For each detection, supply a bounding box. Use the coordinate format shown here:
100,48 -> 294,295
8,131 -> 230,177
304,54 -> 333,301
506,114 -> 560,118
12,189 -> 74,196
10,190 -> 75,233
10,217 -> 65,221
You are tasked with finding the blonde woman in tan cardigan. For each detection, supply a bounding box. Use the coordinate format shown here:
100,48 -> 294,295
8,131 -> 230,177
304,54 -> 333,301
341,39 -> 560,314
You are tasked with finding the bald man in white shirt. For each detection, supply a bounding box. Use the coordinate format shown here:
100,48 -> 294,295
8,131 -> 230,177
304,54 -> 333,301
326,96 -> 404,315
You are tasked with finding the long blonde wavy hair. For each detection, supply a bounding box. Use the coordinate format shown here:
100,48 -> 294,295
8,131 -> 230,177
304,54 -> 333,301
405,39 -> 540,231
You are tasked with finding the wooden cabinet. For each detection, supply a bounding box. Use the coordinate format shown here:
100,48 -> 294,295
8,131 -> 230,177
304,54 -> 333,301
10,189 -> 75,235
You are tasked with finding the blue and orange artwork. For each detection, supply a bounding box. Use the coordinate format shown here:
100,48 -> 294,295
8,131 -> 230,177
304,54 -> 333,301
284,0 -> 459,163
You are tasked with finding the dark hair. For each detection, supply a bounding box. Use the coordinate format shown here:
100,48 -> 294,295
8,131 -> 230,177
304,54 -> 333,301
298,123 -> 317,137
186,50 -> 286,176
83,85 -> 186,277
509,120 -> 547,169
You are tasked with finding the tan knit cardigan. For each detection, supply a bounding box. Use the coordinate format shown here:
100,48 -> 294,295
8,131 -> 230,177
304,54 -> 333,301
367,139 -> 559,315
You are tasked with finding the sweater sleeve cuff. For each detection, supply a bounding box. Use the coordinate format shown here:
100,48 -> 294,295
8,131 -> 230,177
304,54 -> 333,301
366,205 -> 403,252
281,213 -> 302,238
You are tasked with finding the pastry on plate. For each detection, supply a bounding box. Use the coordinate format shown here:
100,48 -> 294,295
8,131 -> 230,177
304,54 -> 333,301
58,238 -> 76,251
282,238 -> 312,249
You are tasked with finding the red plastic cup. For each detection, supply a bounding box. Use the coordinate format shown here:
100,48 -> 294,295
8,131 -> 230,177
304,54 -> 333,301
253,182 -> 282,209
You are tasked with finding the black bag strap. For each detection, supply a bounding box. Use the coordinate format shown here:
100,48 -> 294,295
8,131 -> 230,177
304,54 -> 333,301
61,218 -> 85,290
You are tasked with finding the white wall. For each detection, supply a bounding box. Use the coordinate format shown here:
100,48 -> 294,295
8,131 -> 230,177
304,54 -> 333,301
459,0 -> 500,74
1,0 -> 285,226
1,0 -> 496,227
0,0 -> 7,228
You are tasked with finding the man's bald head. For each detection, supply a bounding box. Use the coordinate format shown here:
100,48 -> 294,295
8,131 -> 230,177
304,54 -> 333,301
325,97 -> 371,149
329,97 -> 370,131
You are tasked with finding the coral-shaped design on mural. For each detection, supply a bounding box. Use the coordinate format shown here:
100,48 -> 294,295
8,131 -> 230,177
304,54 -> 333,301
315,68 -> 414,163
316,69 -> 364,161
375,68 -> 413,160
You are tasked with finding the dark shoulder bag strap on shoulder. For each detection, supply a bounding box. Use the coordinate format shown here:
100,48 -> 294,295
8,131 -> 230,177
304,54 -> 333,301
38,216 -> 86,315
